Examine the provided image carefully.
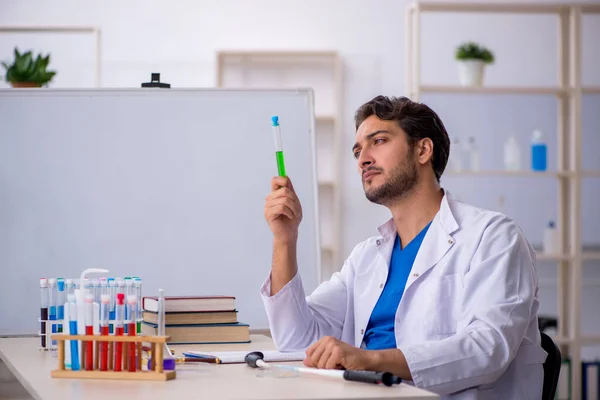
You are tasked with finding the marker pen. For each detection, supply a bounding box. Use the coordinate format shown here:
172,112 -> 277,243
48,278 -> 57,345
68,294 -> 80,371
126,295 -> 137,372
271,116 -> 286,177
100,294 -> 109,371
40,278 -> 48,348
84,294 -> 94,371
114,293 -> 125,372
57,278 -> 65,333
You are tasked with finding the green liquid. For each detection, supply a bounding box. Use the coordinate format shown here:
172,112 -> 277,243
137,321 -> 141,334
276,151 -> 286,177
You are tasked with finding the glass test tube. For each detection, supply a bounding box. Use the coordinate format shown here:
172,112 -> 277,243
134,278 -> 142,334
124,278 -> 133,333
126,295 -> 137,372
84,294 -> 94,371
114,293 -> 125,372
108,278 -> 116,334
48,278 -> 57,345
57,278 -> 65,333
100,294 -> 110,371
40,279 -> 48,348
66,278 -> 75,297
68,294 -> 80,371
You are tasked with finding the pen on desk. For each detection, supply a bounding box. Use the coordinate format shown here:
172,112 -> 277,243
180,353 -> 221,364
40,278 -> 48,348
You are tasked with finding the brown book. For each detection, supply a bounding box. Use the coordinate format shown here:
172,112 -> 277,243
142,310 -> 238,325
141,321 -> 250,344
142,295 -> 235,313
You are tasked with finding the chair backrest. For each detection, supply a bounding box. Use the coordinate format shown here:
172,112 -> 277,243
540,331 -> 562,400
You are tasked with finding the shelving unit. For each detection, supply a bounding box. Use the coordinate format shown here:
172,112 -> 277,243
0,25 -> 102,87
215,51 -> 343,282
406,2 -> 600,399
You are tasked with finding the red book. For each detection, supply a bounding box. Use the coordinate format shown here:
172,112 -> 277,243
142,296 -> 235,313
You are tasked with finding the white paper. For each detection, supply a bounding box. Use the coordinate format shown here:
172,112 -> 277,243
187,349 -> 306,364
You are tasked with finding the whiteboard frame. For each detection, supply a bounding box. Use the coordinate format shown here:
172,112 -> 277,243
0,87 -> 323,333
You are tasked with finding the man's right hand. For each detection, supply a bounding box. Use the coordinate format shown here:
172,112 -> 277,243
264,176 -> 303,244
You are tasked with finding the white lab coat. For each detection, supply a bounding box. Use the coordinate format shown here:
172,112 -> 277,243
260,191 -> 547,399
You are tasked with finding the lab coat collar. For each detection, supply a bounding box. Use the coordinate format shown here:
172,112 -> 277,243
374,189 -> 459,286
375,189 -> 459,239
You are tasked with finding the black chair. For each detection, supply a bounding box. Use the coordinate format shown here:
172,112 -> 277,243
540,331 -> 562,400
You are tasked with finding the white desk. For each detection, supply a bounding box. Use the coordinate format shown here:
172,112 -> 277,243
0,335 -> 439,400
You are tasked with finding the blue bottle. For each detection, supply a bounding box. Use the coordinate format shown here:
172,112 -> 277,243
531,129 -> 547,171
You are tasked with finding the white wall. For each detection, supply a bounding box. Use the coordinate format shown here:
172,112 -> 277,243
1,0 -> 600,357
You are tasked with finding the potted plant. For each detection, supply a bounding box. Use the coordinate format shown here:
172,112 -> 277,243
1,47 -> 57,88
455,42 -> 494,87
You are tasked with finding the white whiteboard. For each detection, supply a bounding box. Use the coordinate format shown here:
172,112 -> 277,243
0,88 -> 321,335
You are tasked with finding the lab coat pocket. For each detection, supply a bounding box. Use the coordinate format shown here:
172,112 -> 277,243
423,273 -> 463,335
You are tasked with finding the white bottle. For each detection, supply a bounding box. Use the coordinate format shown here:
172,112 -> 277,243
450,137 -> 462,172
543,221 -> 558,254
466,137 -> 479,171
504,135 -> 521,171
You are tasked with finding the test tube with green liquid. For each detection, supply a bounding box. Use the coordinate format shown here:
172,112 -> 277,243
271,116 -> 286,177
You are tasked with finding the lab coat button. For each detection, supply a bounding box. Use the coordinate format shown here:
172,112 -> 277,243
413,273 -> 419,277
376,240 -> 381,245
448,239 -> 454,244
360,329 -> 364,335
379,283 -> 384,288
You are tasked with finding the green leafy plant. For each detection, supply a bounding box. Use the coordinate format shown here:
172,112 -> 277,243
455,42 -> 495,64
1,47 -> 57,87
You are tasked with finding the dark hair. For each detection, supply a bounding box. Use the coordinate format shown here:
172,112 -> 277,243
354,95 -> 450,182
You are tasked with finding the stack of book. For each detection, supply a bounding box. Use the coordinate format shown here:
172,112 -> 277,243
140,295 -> 250,344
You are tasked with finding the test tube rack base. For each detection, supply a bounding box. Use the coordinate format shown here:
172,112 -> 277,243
50,334 -> 176,381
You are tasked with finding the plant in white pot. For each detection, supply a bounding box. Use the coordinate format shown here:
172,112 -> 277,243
455,42 -> 494,87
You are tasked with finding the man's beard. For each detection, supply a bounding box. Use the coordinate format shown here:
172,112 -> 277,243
364,157 -> 418,206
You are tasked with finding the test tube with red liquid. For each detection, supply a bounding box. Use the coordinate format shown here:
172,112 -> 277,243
114,293 -> 125,371
126,295 -> 137,372
84,293 -> 94,371
100,294 -> 110,371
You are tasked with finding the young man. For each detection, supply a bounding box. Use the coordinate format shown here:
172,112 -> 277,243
261,95 -> 546,399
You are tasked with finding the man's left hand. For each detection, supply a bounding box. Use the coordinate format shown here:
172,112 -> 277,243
304,336 -> 372,370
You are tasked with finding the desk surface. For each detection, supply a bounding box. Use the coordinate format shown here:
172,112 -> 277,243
0,335 -> 439,400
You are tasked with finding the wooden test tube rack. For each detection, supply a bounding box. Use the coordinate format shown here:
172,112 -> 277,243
50,334 -> 176,381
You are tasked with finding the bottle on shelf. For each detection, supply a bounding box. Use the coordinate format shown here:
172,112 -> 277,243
465,137 -> 479,171
449,136 -> 462,172
504,135 -> 521,171
543,220 -> 558,254
531,129 -> 547,172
